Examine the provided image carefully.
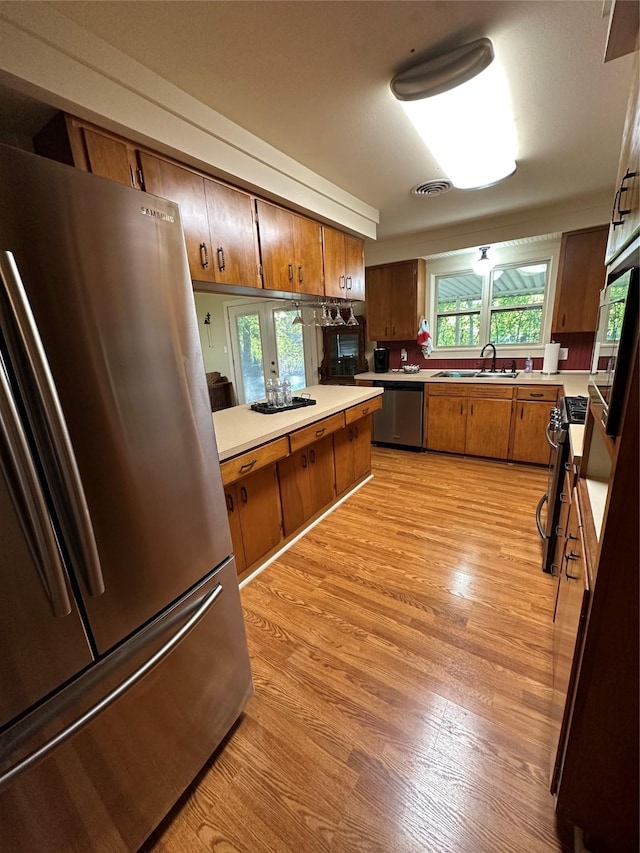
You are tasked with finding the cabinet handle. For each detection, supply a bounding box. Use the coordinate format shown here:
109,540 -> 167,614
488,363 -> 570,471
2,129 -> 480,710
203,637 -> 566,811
520,406 -> 524,420
555,524 -> 563,536
200,243 -> 209,269
470,404 -> 474,416
564,462 -> 573,472
560,491 -> 567,503
612,169 -> 637,227
530,393 -> 544,398
302,454 -> 308,469
226,493 -> 234,512
298,265 -> 303,283
361,407 -> 369,415
566,570 -> 580,580
550,562 -> 560,576
348,428 -> 354,442
288,263 -> 294,282
239,459 -> 257,472
240,486 -> 248,504
562,313 -> 565,328
567,551 -> 579,560
385,327 -> 388,336
310,449 -> 316,463
217,247 -> 225,272
346,275 -> 352,290
460,404 -> 463,415
315,427 -> 326,437
354,425 -> 359,438
339,274 -> 345,290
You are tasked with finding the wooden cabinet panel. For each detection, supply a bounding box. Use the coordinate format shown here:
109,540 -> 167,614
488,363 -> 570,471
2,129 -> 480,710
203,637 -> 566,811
515,386 -> 559,402
224,486 -> 246,576
138,152 -> 213,282
323,227 -> 365,299
334,416 -> 372,495
82,128 -> 135,187
427,396 -> 467,454
308,434 -> 335,512
352,416 -> 372,482
203,178 -> 260,288
220,436 -> 289,486
365,260 -> 426,341
224,464 -> 282,574
344,395 -> 382,425
510,400 -> 554,465
465,398 -> 512,459
288,412 -> 345,453
293,213 -> 323,295
278,435 -> 335,536
552,225 -> 608,334
257,200 -> 323,295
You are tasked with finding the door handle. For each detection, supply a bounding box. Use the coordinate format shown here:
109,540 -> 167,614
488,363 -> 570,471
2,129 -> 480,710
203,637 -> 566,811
298,265 -> 303,283
225,493 -> 234,512
535,492 -> 548,539
0,252 -> 105,597
240,486 -> 248,504
288,263 -> 294,282
200,242 -> 209,268
339,275 -> 345,290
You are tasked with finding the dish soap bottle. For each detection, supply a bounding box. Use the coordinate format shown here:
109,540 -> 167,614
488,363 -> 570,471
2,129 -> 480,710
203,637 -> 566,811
524,356 -> 533,374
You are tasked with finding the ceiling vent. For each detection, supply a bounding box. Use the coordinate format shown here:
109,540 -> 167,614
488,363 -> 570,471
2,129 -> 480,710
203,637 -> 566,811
411,179 -> 452,197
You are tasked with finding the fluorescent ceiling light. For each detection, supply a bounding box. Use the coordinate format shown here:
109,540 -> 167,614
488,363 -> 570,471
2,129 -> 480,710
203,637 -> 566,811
391,38 -> 517,190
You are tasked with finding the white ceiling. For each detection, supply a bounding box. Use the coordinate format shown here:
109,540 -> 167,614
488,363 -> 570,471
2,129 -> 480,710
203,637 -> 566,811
1,1 -> 636,253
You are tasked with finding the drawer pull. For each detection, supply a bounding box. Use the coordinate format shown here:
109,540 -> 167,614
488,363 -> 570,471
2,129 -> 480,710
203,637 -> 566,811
530,393 -> 544,398
240,459 -> 257,472
361,407 -> 369,415
315,427 -> 326,437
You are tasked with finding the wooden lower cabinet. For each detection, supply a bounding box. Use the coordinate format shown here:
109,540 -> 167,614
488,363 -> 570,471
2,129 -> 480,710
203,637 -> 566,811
426,390 -> 511,459
510,400 -> 554,465
334,416 -> 372,494
278,435 -> 336,536
224,463 -> 283,575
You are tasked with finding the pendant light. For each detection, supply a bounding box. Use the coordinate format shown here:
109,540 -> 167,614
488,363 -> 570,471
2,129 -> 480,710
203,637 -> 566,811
472,246 -> 495,275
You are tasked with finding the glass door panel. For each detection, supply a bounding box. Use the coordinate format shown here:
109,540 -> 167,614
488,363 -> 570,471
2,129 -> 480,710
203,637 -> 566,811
273,308 -> 306,392
233,311 -> 266,403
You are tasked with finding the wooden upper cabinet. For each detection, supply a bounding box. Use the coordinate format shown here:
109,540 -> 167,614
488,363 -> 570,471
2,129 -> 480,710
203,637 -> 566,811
33,114 -> 141,189
365,259 -> 426,341
257,200 -> 323,295
551,226 -> 608,334
605,51 -> 639,266
203,178 -> 261,287
138,152 -> 214,282
138,153 -> 260,287
323,226 -> 365,300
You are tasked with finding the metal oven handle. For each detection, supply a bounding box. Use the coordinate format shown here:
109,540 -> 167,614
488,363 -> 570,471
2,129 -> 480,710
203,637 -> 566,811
535,492 -> 548,539
545,424 -> 559,450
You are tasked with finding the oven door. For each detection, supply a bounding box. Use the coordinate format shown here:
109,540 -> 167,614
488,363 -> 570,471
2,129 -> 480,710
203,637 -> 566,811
537,419 -> 569,573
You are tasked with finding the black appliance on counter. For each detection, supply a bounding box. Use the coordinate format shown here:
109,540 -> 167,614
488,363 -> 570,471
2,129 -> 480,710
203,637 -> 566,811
373,346 -> 390,373
536,396 -> 587,573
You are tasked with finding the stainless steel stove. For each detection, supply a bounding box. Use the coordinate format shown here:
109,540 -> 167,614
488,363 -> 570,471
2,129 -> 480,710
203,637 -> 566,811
561,395 -> 588,425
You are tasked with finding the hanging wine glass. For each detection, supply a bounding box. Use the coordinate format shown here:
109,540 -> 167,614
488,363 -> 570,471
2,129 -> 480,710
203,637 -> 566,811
291,301 -> 304,325
320,303 -> 332,327
333,302 -> 346,325
346,303 -> 358,325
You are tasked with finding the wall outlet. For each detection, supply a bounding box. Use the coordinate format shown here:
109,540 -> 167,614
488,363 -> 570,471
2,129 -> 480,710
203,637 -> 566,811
559,347 -> 568,361
400,348 -> 407,362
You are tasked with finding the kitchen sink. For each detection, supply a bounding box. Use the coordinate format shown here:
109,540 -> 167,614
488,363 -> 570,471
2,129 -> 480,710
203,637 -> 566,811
432,370 -> 519,379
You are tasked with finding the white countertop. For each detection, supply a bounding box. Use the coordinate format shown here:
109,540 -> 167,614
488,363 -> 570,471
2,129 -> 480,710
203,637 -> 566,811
213,384 -> 384,460
357,369 -> 590,396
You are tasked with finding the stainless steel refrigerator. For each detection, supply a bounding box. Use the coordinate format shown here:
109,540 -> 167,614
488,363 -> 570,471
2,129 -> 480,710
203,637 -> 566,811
0,143 -> 252,851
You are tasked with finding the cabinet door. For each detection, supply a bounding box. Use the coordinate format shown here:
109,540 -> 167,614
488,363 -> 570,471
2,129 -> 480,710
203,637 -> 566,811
224,486 -> 247,576
323,227 -> 347,299
552,226 -> 608,334
427,397 -> 467,454
138,153 -> 214,283
83,128 -> 138,188
352,415 -> 372,481
256,200 -> 295,291
204,179 -> 260,288
365,267 -> 393,340
293,213 -> 324,295
510,401 -> 554,465
237,464 -> 283,567
389,263 -> 420,339
278,448 -> 313,536
344,234 -> 365,300
334,426 -> 356,495
550,493 -> 590,794
465,398 -> 512,459
308,434 -> 336,513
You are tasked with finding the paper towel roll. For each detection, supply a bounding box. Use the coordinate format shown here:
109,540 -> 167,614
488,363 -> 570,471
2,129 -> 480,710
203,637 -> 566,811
542,342 -> 560,374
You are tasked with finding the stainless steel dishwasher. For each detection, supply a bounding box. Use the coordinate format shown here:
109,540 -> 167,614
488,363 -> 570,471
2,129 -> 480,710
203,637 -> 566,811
372,381 -> 424,449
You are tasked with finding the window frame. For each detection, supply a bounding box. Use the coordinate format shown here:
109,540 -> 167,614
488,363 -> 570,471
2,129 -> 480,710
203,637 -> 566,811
427,239 -> 561,358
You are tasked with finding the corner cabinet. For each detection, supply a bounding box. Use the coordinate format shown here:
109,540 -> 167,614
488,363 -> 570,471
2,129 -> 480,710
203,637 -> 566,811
138,153 -> 261,288
323,226 -> 365,300
256,200 -> 324,296
551,225 -> 608,334
365,259 -> 426,341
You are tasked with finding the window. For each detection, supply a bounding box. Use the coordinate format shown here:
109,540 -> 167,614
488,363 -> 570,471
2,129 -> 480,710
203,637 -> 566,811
435,261 -> 550,349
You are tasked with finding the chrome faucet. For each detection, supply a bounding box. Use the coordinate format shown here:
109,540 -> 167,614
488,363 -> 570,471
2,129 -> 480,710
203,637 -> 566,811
480,342 -> 497,373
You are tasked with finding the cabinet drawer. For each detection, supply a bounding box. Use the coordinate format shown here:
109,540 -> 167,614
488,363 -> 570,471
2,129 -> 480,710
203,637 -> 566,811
289,412 -> 345,452
428,382 -> 513,400
220,436 -> 289,485
516,386 -> 559,402
344,395 -> 382,425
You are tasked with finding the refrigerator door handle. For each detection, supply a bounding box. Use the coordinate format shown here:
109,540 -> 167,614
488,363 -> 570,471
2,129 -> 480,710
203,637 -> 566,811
0,582 -> 224,793
0,252 -> 104,597
0,360 -> 72,617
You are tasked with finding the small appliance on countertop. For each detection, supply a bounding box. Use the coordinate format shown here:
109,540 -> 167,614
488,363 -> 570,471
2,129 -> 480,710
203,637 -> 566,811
373,346 -> 390,373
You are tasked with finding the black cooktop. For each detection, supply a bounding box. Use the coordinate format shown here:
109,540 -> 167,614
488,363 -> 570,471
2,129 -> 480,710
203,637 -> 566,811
562,395 -> 588,425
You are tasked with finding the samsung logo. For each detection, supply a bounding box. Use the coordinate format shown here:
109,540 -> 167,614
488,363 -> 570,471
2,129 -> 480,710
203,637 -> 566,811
140,206 -> 175,223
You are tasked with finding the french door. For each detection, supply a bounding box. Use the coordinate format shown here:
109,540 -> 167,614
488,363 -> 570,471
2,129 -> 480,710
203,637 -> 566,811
227,301 -> 317,404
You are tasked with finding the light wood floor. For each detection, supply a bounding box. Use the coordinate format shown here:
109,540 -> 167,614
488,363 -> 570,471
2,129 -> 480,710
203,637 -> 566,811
145,448 -> 573,853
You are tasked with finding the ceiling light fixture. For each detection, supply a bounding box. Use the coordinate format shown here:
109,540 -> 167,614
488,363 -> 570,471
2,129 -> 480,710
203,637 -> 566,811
391,37 -> 517,190
472,246 -> 495,275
